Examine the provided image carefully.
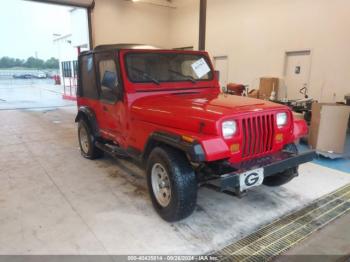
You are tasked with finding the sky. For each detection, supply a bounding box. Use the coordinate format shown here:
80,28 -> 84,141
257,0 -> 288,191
0,0 -> 72,60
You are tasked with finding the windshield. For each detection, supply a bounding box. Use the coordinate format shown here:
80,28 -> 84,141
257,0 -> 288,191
125,52 -> 213,84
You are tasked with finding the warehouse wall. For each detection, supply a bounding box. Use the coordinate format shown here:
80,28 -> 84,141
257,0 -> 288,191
169,0 -> 199,50
91,0 -> 198,50
91,0 -> 171,48
90,0 -> 350,102
206,0 -> 350,102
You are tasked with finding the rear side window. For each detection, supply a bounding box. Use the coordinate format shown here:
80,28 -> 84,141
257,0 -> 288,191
79,54 -> 98,99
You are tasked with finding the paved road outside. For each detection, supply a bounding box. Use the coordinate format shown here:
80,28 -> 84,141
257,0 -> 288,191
0,78 -> 75,110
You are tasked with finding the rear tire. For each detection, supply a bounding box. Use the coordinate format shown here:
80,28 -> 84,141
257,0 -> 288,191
263,144 -> 299,187
146,146 -> 197,222
78,120 -> 104,160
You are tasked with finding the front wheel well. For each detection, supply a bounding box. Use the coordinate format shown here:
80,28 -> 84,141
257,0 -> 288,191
142,132 -> 206,164
143,138 -> 188,164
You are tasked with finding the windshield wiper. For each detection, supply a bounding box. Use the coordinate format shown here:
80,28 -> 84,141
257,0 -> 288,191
130,67 -> 160,85
168,69 -> 197,83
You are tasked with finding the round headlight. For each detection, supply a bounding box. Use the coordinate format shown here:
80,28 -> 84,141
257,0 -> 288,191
222,121 -> 237,139
276,112 -> 288,127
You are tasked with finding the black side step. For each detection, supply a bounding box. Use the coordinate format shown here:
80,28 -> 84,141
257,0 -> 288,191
95,141 -> 129,158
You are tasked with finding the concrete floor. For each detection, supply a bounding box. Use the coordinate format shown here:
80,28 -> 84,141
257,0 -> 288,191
1,106 -> 350,255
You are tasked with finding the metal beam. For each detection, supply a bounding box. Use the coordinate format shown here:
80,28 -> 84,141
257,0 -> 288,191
198,0 -> 207,51
87,6 -> 94,50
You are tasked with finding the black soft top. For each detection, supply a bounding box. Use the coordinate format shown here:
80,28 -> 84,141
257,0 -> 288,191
80,44 -> 160,56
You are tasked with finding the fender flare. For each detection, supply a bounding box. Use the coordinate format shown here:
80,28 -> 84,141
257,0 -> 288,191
143,132 -> 206,163
75,106 -> 100,137
293,119 -> 308,140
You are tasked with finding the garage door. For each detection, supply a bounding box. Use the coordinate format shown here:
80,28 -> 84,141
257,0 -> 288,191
29,0 -> 93,8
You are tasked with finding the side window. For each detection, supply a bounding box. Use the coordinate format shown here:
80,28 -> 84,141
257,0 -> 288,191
98,59 -> 118,101
62,61 -> 72,77
79,55 -> 98,99
73,60 -> 78,78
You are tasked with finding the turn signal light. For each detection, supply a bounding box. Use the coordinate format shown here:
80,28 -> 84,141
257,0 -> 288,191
182,135 -> 195,143
275,134 -> 284,143
230,143 -> 240,153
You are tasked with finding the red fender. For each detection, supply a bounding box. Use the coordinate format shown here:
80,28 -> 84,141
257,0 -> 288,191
293,119 -> 308,140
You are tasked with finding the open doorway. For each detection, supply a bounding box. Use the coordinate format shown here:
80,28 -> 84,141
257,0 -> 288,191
213,56 -> 229,91
283,50 -> 312,100
0,0 -> 90,110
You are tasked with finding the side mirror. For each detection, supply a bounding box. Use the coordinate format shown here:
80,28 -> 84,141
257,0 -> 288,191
102,71 -> 118,90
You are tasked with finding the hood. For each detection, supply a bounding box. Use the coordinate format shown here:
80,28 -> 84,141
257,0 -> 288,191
131,91 -> 287,135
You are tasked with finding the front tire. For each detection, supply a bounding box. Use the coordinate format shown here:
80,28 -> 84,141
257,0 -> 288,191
78,120 -> 103,160
146,146 -> 197,222
263,144 -> 299,187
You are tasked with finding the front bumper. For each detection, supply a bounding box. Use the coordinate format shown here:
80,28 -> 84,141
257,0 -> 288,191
207,150 -> 316,191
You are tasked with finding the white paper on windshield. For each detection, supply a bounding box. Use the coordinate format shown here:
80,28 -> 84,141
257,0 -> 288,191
191,58 -> 210,79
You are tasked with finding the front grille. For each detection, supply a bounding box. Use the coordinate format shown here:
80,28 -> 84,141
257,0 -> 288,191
241,114 -> 275,158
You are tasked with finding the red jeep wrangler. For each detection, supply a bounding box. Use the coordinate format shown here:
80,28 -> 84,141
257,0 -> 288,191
75,44 -> 315,222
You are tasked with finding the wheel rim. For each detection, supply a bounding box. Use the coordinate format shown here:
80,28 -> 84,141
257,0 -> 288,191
79,126 -> 90,154
151,163 -> 171,207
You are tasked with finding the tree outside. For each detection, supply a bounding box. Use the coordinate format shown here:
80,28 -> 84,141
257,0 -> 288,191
0,56 -> 59,69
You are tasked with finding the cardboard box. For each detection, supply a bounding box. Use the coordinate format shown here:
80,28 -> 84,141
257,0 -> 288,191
248,90 -> 259,99
309,103 -> 350,154
259,77 -> 279,100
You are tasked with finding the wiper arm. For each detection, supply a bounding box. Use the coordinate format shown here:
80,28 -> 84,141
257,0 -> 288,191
131,67 -> 160,85
168,69 -> 197,83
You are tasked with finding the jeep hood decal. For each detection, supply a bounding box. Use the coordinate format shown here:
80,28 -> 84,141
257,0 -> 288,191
130,92 -> 286,135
